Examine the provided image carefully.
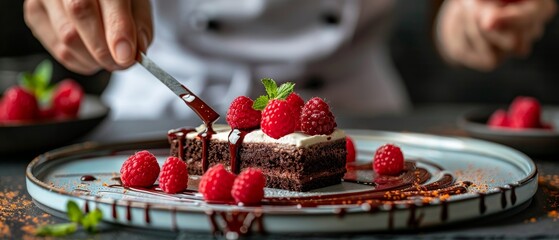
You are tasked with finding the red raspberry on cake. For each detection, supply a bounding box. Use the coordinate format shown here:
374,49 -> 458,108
508,96 -> 541,129
253,78 -> 298,139
0,86 -> 39,122
373,144 -> 404,175
300,97 -> 337,135
226,96 -> 261,130
52,79 -> 84,119
159,156 -> 189,194
346,136 -> 356,163
286,92 -> 305,130
231,168 -> 266,205
120,150 -> 160,187
488,109 -> 509,128
199,164 -> 237,202
261,99 -> 297,139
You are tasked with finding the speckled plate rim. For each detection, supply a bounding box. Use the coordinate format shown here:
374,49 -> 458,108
26,130 -> 538,233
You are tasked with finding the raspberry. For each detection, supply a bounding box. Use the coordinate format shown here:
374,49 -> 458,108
261,99 -> 296,139
0,86 -> 39,122
346,136 -> 356,163
120,150 -> 160,187
286,92 -> 304,131
231,168 -> 266,205
159,156 -> 189,194
52,79 -> 84,119
373,144 -> 404,175
508,96 -> 541,129
0,101 -> 4,122
487,109 -> 509,128
38,107 -> 56,120
198,164 -> 236,202
226,96 -> 261,130
300,97 -> 337,135
0,86 -> 39,123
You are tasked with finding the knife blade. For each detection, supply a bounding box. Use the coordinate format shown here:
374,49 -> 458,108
138,52 -> 220,125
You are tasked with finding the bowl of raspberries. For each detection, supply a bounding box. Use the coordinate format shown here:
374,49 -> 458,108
459,96 -> 558,156
0,60 -> 109,154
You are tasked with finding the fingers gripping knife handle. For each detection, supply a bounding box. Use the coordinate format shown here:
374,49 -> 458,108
137,52 -> 220,125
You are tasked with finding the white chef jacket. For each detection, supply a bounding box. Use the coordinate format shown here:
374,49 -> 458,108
102,0 -> 410,120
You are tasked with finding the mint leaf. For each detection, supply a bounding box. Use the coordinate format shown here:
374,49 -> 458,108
276,82 -> 295,100
253,95 -> 269,111
17,59 -> 53,102
35,200 -> 104,237
67,201 -> 83,223
261,78 -> 278,99
256,78 -> 296,110
81,208 -> 103,233
35,223 -> 77,237
34,60 -> 52,91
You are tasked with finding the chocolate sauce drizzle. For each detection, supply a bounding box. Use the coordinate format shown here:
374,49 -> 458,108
440,200 -> 448,221
145,204 -> 151,224
178,92 -> 220,127
262,162 -> 466,207
228,129 -> 250,174
167,128 -> 194,161
478,193 -> 487,214
126,201 -> 132,221
84,200 -> 90,213
200,127 -> 214,172
207,210 -> 265,236
112,200 -> 118,219
168,127 -> 251,174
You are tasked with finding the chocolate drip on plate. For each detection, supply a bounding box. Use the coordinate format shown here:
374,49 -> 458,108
80,175 -> 96,181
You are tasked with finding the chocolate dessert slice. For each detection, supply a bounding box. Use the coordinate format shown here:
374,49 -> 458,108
169,125 -> 347,192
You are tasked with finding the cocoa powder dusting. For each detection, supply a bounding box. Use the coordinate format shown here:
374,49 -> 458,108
0,177 -> 53,238
538,174 -> 559,222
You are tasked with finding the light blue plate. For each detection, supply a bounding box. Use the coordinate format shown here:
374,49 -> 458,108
26,130 -> 537,235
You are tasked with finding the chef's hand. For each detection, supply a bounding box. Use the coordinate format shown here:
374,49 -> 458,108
24,0 -> 153,75
437,0 -> 556,71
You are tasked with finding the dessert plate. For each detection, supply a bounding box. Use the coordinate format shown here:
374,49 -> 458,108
458,106 -> 559,156
26,130 -> 537,235
0,95 -> 109,155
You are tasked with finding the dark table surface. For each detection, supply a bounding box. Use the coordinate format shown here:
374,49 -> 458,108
2,104 -> 559,239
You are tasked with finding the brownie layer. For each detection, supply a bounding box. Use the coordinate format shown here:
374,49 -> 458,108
169,136 -> 346,191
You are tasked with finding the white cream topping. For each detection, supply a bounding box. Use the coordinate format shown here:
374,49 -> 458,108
184,124 -> 345,148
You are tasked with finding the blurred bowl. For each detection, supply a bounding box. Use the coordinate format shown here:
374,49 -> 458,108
0,95 -> 109,155
458,106 -> 559,156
